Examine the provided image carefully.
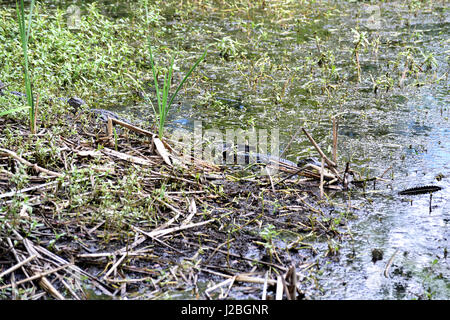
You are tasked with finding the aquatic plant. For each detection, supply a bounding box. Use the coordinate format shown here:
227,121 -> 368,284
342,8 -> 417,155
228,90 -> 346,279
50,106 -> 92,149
143,0 -> 207,138
215,36 -> 247,61
146,43 -> 207,138
0,104 -> 30,117
419,50 -> 438,71
259,224 -> 281,263
0,1 -> 36,122
352,29 -> 368,83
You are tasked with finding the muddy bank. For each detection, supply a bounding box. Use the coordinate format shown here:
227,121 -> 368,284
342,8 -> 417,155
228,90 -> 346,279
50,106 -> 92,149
0,102 -> 356,299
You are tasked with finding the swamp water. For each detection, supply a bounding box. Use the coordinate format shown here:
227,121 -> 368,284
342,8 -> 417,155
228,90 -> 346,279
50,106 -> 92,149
1,0 -> 448,299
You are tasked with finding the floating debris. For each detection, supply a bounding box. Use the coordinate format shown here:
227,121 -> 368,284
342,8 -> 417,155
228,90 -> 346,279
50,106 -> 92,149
398,185 -> 442,196
371,248 -> 384,263
398,185 -> 442,213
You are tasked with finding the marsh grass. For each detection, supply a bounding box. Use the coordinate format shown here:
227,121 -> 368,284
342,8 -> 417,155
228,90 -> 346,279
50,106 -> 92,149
0,105 -> 29,117
16,0 -> 36,133
146,43 -> 207,138
143,0 -> 207,138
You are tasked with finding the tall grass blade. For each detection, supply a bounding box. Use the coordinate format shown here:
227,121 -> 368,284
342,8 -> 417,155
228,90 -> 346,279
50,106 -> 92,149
147,41 -> 207,138
143,0 -> 207,138
0,106 -> 30,117
26,0 -> 35,42
158,57 -> 174,137
16,0 -> 36,133
167,48 -> 208,110
148,43 -> 162,116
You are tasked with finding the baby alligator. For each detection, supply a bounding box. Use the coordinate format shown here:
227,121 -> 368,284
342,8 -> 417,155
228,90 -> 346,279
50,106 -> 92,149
1,81 -> 300,168
67,97 -> 135,125
245,152 -> 298,169
220,144 -> 298,168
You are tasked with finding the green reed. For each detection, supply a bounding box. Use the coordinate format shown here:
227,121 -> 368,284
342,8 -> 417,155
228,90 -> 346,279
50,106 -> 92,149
16,0 -> 36,133
147,43 -> 207,138
143,0 -> 207,138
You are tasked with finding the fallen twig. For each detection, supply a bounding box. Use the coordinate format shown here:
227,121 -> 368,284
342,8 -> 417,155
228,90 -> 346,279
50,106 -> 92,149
332,117 -> 338,164
301,128 -> 337,168
0,147 -> 63,177
0,263 -> 72,291
150,219 -> 214,238
384,248 -> 400,278
276,275 -> 283,300
319,157 -> 325,199
0,254 -> 37,279
262,271 -> 269,300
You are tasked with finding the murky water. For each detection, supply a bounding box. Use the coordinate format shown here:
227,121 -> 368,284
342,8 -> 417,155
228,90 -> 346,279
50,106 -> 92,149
319,85 -> 450,299
314,4 -> 449,299
2,0 -> 448,299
